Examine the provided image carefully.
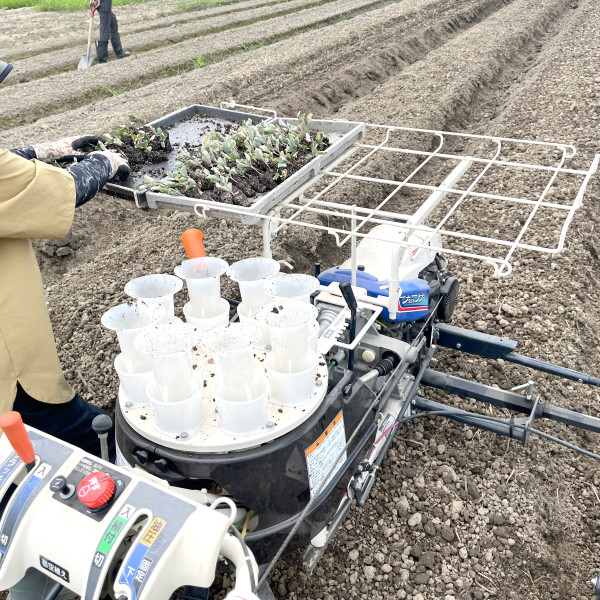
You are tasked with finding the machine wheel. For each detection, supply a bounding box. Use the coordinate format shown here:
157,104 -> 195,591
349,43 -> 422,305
438,277 -> 459,321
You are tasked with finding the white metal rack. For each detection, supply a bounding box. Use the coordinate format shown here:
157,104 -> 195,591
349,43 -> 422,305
191,119 -> 598,272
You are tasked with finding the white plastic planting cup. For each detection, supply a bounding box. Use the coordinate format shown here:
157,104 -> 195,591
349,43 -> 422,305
266,350 -> 318,406
174,257 -> 229,316
147,379 -> 204,438
101,300 -> 166,372
125,274 -> 183,318
214,377 -> 269,436
114,353 -> 153,407
201,323 -> 267,403
237,302 -> 269,346
257,301 -> 319,373
264,274 -> 320,304
226,257 -> 280,318
135,322 -> 198,403
183,299 -> 230,331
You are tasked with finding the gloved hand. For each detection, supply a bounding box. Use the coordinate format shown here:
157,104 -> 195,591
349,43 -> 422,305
32,135 -> 100,162
89,150 -> 130,180
89,0 -> 100,9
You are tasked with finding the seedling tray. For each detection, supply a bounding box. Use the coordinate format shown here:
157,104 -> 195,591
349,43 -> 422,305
103,104 -> 267,202
106,104 -> 366,224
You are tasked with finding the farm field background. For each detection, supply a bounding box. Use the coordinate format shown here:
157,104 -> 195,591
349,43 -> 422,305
1,0 -> 599,598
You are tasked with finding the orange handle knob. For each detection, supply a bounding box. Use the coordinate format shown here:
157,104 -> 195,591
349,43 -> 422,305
0,412 -> 35,465
181,229 -> 206,259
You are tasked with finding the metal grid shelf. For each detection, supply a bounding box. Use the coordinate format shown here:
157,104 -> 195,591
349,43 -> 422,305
188,116 -> 599,279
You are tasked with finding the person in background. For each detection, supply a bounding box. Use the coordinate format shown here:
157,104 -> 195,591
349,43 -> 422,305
0,59 -> 129,599
92,0 -> 131,63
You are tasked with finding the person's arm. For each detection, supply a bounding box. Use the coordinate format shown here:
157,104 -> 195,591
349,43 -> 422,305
9,137 -> 129,207
0,148 -> 128,240
66,152 -> 124,207
10,146 -> 36,160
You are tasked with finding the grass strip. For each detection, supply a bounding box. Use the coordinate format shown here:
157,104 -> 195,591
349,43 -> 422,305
0,0 -> 243,12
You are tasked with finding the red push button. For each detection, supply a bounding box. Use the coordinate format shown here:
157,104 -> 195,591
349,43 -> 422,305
77,472 -> 115,509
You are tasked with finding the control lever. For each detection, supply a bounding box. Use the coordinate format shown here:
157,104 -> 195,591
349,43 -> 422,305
92,414 -> 113,462
0,411 -> 35,472
339,281 -> 358,372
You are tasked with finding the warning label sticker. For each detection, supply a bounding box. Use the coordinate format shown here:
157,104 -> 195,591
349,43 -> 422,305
305,411 -> 347,498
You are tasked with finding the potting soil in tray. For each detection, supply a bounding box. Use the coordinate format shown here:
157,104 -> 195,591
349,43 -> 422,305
110,113 -> 242,194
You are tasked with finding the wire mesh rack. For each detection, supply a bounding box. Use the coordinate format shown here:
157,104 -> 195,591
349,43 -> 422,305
190,119 -> 598,280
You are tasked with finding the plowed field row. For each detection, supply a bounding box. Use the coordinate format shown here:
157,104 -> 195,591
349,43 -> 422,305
0,0 -> 279,52
7,0 -> 331,84
0,0 -> 396,129
1,0 -> 598,597
0,0 -> 511,140
7,0 -> 323,73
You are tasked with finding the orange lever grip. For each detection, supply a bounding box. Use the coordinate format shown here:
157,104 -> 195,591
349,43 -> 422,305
181,229 -> 206,259
0,412 -> 35,465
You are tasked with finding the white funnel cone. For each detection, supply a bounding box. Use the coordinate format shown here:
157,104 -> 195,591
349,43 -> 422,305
201,323 -> 269,435
264,274 -> 319,304
125,274 -> 183,318
135,322 -> 198,403
201,323 -> 264,402
101,300 -> 166,373
257,301 -> 318,373
174,257 -> 228,317
226,257 -> 280,318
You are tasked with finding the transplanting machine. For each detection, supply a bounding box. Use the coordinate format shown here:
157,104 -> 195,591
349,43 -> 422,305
1,104 -> 600,599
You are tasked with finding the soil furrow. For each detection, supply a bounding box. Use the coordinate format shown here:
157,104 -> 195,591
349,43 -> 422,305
0,0 -> 270,48
257,0 -> 513,120
1,0 -> 292,62
7,0 -> 327,84
0,0 -> 492,147
0,0 -> 392,130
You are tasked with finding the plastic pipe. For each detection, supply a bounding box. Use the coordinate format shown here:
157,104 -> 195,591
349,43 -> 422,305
181,228 -> 206,258
200,323 -> 265,403
263,273 -> 319,304
256,301 -> 318,373
101,301 -> 166,372
220,535 -> 258,595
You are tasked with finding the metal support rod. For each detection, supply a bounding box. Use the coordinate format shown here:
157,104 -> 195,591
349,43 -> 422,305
421,369 -> 600,435
504,352 -> 600,386
435,323 -> 600,386
44,583 -> 64,600
412,397 -> 527,443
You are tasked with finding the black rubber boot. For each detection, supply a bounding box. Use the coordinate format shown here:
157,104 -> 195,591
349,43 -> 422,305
111,33 -> 131,59
96,40 -> 109,63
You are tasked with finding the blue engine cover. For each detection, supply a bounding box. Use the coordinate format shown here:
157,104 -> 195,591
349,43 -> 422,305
318,267 -> 430,322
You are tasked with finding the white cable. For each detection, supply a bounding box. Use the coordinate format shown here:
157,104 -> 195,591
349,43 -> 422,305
209,496 -> 237,528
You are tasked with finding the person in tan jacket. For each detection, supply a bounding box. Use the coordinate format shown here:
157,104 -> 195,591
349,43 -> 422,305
0,60 -> 129,461
1,60 -> 130,600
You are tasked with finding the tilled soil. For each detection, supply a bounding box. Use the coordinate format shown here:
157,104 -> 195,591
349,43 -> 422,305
2,0 -> 600,598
